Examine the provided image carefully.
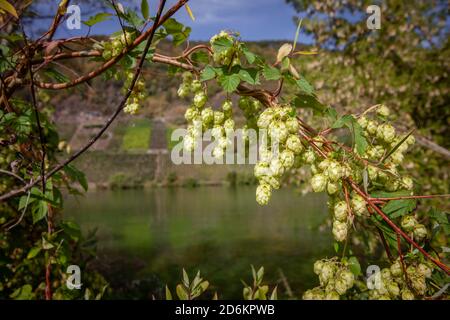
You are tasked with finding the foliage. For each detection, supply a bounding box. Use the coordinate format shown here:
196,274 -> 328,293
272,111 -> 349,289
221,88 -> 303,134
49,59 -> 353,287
285,0 -> 450,198
0,0 -> 448,301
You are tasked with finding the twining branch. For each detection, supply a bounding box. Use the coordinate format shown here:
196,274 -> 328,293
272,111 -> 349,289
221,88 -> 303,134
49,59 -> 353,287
7,0 -> 190,91
0,0 -> 448,281
0,0 -> 186,202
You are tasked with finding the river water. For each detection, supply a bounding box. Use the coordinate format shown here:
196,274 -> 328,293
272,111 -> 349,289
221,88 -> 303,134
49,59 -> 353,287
64,186 -> 333,299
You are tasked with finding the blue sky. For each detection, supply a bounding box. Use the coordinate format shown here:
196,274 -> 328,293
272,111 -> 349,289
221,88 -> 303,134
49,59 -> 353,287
32,0 -> 312,42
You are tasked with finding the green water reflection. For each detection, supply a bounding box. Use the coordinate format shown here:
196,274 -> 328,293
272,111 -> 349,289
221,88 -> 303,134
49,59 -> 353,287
64,186 -> 334,299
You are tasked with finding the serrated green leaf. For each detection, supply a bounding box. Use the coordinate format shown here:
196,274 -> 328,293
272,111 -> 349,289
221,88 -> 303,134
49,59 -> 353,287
293,94 -> 326,114
32,200 -> 48,224
262,66 -> 281,80
18,193 -> 33,210
238,68 -> 260,85
63,164 -> 88,191
382,199 -> 417,218
61,221 -> 81,241
218,73 -> 240,92
332,115 -> 354,129
296,76 -> 314,95
200,66 -> 217,82
241,45 -> 256,64
348,256 -> 361,276
354,122 -> 368,155
370,190 -> 411,198
163,18 -> 191,46
43,68 -> 70,83
428,208 -> 449,225
191,51 -> 209,64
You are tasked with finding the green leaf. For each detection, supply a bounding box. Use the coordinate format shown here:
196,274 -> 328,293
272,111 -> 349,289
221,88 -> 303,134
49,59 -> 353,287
428,208 -> 449,225
332,115 -> 354,129
10,284 -> 33,300
200,66 -> 217,82
191,51 -> 209,64
293,94 -> 326,115
83,13 -> 112,27
63,164 -> 88,191
296,76 -> 314,95
238,68 -> 260,85
348,256 -> 361,276
382,199 -> 417,218
163,18 -> 191,46
43,68 -> 70,83
32,200 -> 48,224
354,122 -> 368,155
370,190 -> 411,198
165,285 -> 172,300
61,221 -> 82,241
262,66 -> 281,80
18,193 -> 34,210
140,0 -> 149,20
240,44 -> 256,64
122,9 -> 145,28
27,247 -> 41,259
334,242 -> 339,253
326,107 -> 338,121
218,73 -> 240,93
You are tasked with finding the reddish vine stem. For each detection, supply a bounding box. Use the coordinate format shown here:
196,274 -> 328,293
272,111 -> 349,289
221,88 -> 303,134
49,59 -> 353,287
349,179 -> 450,275
376,225 -> 394,262
397,234 -> 412,291
27,0 -> 189,90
